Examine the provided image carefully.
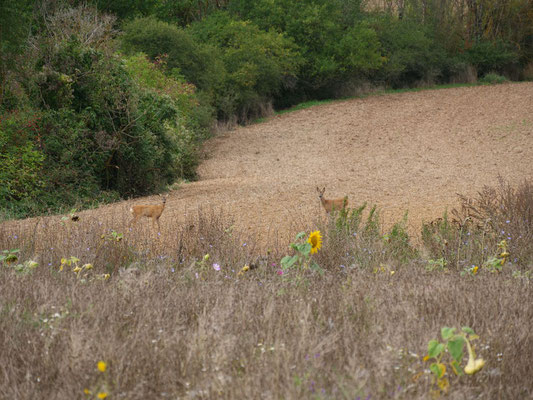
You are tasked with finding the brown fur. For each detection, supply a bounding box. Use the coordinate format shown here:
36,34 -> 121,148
316,187 -> 348,213
129,195 -> 167,230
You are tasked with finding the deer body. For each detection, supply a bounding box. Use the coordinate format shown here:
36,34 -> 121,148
129,195 -> 167,230
316,187 -> 348,213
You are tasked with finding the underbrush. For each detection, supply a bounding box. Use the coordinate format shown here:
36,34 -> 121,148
1,180 -> 532,399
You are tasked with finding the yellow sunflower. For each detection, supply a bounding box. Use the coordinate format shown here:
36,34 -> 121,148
308,231 -> 322,254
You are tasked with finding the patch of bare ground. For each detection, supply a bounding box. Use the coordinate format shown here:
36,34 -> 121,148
4,83 -> 533,245
174,82 -> 533,245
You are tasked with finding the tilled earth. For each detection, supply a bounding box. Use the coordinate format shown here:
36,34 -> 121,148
6,83 -> 533,247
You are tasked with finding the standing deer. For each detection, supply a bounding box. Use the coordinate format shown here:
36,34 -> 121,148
129,195 -> 167,230
316,187 -> 348,213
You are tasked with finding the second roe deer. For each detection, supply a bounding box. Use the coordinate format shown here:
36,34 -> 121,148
129,195 -> 167,230
316,187 -> 348,213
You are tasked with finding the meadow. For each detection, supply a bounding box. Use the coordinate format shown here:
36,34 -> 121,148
1,178 -> 532,399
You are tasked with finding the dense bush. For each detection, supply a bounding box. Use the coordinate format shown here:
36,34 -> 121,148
0,111 -> 45,215
120,16 -> 223,94
227,0 -> 384,100
122,13 -> 301,121
0,6 -> 211,218
188,11 -> 301,121
465,40 -> 520,78
370,16 -> 450,87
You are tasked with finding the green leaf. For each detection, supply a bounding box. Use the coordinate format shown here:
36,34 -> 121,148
300,242 -> 312,255
428,340 -> 445,358
281,255 -> 298,269
447,338 -> 465,362
461,326 -> 475,335
295,232 -> 306,240
450,359 -> 463,376
429,362 -> 446,378
441,327 -> 456,340
310,261 -> 324,275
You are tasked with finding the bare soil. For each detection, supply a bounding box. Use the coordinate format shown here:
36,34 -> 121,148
7,83 -> 533,246
181,83 -> 533,243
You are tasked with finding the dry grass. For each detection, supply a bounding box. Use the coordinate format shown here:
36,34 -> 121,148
1,182 -> 532,399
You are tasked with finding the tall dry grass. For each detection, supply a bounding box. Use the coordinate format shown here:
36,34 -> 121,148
1,180 -> 532,399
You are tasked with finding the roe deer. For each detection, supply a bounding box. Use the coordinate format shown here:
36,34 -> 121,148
129,195 -> 167,230
316,187 -> 348,213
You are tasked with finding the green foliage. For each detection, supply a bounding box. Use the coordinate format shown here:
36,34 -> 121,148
371,15 -> 449,87
227,0 -> 383,98
479,72 -> 509,84
188,11 -> 302,121
424,326 -> 485,396
466,40 -> 519,76
280,231 -> 324,282
122,53 -> 213,133
121,16 -> 223,94
2,13 -> 210,217
0,248 -> 20,266
0,0 -> 33,107
0,112 -> 45,211
88,0 -> 159,20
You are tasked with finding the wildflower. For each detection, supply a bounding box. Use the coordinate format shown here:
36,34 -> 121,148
213,263 -> 221,271
203,254 -> 210,261
472,266 -> 479,275
307,231 -> 322,254
83,388 -> 91,395
237,265 -> 250,276
72,266 -> 82,273
97,361 -> 107,372
277,270 -> 284,275
103,273 -> 110,280
97,392 -> 108,399
83,263 -> 93,270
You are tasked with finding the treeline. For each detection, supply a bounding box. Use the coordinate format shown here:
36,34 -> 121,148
1,0 -> 532,218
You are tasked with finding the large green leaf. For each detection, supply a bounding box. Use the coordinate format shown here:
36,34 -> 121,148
447,338 -> 465,363
428,340 -> 445,358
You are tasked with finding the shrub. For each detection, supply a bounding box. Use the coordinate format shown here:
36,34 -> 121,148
188,11 -> 302,121
0,111 -> 45,211
465,40 -> 519,77
120,16 -> 223,95
227,0 -> 383,99
479,72 -> 509,84
2,12 -> 208,217
371,15 -> 448,87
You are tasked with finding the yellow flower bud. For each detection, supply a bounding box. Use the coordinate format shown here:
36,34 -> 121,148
97,361 -> 107,372
464,357 -> 485,375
